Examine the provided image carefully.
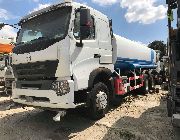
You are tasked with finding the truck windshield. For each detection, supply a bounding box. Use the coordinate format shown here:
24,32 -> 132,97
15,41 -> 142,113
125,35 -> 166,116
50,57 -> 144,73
17,7 -> 72,44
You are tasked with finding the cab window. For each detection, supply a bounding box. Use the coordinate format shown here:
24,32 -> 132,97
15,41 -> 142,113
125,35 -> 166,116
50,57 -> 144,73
74,10 -> 95,40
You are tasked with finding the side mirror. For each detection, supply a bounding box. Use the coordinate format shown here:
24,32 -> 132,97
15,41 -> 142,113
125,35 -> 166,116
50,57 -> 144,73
77,8 -> 91,47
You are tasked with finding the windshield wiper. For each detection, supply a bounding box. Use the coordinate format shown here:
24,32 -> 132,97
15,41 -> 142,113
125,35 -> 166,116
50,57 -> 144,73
31,37 -> 48,42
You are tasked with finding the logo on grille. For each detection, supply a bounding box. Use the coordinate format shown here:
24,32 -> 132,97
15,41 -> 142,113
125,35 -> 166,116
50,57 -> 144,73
26,56 -> 31,61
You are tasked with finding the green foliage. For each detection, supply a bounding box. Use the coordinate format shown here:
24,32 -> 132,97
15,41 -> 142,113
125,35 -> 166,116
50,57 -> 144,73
148,40 -> 167,58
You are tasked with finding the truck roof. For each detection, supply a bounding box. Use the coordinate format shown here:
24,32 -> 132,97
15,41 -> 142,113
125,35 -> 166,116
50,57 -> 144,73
20,1 -> 108,24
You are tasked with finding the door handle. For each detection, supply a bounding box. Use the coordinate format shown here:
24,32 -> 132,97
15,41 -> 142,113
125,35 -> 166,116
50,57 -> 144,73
94,54 -> 101,58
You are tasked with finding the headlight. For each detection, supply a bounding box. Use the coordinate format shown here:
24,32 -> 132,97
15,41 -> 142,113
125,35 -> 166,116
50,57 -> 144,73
51,81 -> 70,96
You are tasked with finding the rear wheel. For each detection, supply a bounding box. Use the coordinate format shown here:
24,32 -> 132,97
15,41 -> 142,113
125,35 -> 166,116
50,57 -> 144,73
139,74 -> 149,94
88,82 -> 110,120
148,76 -> 155,93
155,88 -> 160,93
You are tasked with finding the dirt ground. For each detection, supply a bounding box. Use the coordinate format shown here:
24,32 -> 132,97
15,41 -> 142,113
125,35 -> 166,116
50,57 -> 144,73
0,91 -> 179,140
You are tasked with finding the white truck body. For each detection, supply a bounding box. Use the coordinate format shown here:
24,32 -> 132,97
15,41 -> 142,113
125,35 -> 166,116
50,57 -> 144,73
4,54 -> 15,95
11,1 -> 157,116
0,38 -> 12,89
113,35 -> 156,70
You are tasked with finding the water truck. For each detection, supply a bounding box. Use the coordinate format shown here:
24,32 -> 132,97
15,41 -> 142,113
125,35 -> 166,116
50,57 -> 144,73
11,0 -> 159,121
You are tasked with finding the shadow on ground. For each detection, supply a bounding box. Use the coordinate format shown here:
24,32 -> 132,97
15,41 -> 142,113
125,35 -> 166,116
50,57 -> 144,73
103,93 -> 178,140
0,91 -> 179,140
0,91 -> 142,140
0,106 -> 95,140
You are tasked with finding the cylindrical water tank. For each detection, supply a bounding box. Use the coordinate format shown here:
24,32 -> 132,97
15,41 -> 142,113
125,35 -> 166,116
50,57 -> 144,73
112,34 -> 156,70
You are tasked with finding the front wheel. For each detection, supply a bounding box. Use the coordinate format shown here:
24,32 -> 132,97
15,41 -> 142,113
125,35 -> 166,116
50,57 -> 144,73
88,82 -> 110,120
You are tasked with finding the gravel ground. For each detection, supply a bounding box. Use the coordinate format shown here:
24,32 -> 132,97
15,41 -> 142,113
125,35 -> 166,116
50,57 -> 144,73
0,91 -> 179,140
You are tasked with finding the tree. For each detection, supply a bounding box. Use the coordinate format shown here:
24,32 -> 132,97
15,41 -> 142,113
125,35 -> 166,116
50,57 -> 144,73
148,40 -> 167,58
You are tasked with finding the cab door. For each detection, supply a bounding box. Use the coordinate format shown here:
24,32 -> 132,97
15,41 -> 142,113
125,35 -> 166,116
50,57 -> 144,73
70,9 -> 99,64
70,8 -> 99,90
96,18 -> 113,64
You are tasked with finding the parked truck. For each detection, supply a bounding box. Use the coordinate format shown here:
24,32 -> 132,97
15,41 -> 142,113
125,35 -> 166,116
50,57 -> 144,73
4,53 -> 14,95
0,38 -> 14,95
166,0 -> 180,127
11,0 -> 159,121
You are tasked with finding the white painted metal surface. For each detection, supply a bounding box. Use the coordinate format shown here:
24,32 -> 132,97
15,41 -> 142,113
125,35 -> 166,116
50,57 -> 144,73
12,80 -> 75,109
112,35 -> 156,69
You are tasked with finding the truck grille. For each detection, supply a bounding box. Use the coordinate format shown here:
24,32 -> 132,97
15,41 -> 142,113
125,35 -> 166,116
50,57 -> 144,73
12,60 -> 59,80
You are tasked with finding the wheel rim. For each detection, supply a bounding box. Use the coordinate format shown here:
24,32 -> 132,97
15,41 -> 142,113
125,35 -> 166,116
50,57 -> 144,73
96,91 -> 108,110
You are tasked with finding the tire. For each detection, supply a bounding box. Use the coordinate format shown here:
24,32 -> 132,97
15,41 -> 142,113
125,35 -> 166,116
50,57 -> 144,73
157,77 -> 163,85
161,83 -> 168,91
148,76 -> 155,93
155,88 -> 160,93
88,82 -> 110,120
139,74 -> 149,94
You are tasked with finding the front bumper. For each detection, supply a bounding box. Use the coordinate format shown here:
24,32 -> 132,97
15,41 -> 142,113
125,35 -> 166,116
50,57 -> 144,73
12,80 -> 76,109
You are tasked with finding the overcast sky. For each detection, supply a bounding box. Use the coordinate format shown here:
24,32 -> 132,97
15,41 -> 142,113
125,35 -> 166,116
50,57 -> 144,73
0,0 -> 168,44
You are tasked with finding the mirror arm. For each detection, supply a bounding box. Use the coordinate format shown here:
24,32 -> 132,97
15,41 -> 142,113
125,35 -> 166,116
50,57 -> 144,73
76,31 -> 83,47
76,39 -> 83,47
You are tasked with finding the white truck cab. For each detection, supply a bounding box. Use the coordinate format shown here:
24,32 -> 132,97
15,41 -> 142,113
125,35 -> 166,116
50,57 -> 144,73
12,1 -> 114,117
12,1 -> 158,120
